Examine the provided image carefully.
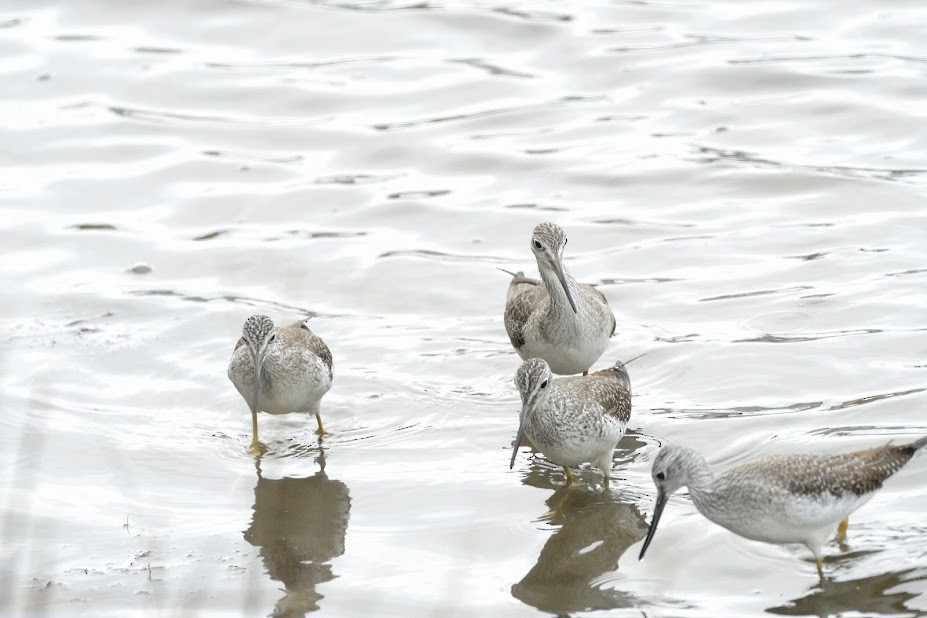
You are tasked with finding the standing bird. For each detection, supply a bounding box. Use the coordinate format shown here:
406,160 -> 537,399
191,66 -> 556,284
638,438 -> 927,578
509,357 -> 631,487
504,222 -> 616,376
228,314 -> 334,455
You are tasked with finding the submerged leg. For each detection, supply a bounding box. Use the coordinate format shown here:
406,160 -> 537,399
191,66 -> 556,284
249,409 -> 265,456
315,412 -> 327,436
836,518 -> 849,543
562,466 -> 575,485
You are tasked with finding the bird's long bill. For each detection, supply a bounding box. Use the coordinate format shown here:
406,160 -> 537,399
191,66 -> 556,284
554,260 -> 578,314
638,489 -> 668,560
250,348 -> 265,414
509,413 -> 528,469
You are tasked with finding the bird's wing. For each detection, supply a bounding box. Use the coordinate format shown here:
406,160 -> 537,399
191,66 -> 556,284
504,284 -> 544,350
299,321 -> 334,379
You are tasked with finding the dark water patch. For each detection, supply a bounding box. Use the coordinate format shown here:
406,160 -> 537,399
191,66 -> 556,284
505,203 -> 567,212
135,46 -> 182,54
885,268 -> 927,278
379,248 -> 506,263
301,0 -> 431,11
733,328 -> 881,344
372,95 -> 606,131
654,333 -> 700,343
205,55 -> 396,71
692,145 -> 927,184
110,105 -> 330,128
67,223 -> 117,231
55,34 -> 101,42
126,263 -> 152,275
387,189 -> 450,199
492,6 -> 572,22
315,173 -> 400,185
449,58 -> 534,79
267,230 -> 367,240
676,400 -> 824,420
203,150 -> 303,164
590,25 -> 664,35
827,388 -> 925,412
128,290 -> 322,317
471,128 -> 554,140
701,286 -> 811,302
807,425 -> 927,439
609,32 -> 809,55
786,252 -> 829,261
730,52 -> 927,66
192,230 -> 229,241
601,276 -> 681,285
594,217 -> 696,228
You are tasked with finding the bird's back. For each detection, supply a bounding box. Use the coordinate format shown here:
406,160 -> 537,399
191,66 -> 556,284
724,439 -> 926,501
555,361 -> 631,423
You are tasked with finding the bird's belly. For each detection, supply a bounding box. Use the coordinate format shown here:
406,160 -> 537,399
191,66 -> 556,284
528,423 -> 623,467
706,492 -> 870,546
229,359 -> 332,414
518,334 -> 609,375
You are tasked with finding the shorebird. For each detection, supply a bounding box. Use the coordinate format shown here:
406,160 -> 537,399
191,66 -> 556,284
228,314 -> 333,455
503,222 -> 616,376
638,438 -> 927,577
509,357 -> 631,487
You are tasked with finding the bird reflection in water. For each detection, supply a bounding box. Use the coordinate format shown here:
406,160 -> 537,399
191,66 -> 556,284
244,448 -> 350,617
512,442 -> 648,614
767,567 -> 927,618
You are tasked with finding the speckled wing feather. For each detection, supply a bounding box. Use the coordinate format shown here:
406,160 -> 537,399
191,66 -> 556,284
298,321 -> 334,380
590,286 -> 616,337
590,361 -> 631,422
732,438 -> 927,498
559,361 -> 632,423
504,280 -> 544,350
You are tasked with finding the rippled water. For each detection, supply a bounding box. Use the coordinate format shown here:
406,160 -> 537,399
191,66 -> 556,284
3,0 -> 927,615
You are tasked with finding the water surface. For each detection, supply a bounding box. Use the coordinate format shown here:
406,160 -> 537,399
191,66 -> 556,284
3,0 -> 927,616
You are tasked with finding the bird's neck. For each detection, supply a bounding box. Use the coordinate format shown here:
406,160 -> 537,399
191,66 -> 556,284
540,265 -> 579,319
681,450 -> 718,512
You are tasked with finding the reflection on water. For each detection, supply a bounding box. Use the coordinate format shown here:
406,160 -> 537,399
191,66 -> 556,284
512,468 -> 648,614
767,567 -> 927,618
243,451 -> 350,617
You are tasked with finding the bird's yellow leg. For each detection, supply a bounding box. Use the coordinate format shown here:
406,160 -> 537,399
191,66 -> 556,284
815,557 -> 824,580
315,413 -> 327,436
563,466 -> 575,485
836,517 -> 849,543
249,410 -> 266,456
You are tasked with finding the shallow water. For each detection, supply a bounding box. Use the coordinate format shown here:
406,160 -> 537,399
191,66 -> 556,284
3,0 -> 927,616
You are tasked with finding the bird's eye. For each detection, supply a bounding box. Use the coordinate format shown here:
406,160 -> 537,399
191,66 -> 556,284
656,471 -> 665,481
564,237 -> 568,245
268,333 -> 276,343
540,379 -> 549,389
533,239 -> 543,250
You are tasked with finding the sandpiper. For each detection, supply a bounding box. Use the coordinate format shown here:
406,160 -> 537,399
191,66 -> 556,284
509,357 -> 631,487
638,438 -> 927,577
228,314 -> 333,455
503,223 -> 616,376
